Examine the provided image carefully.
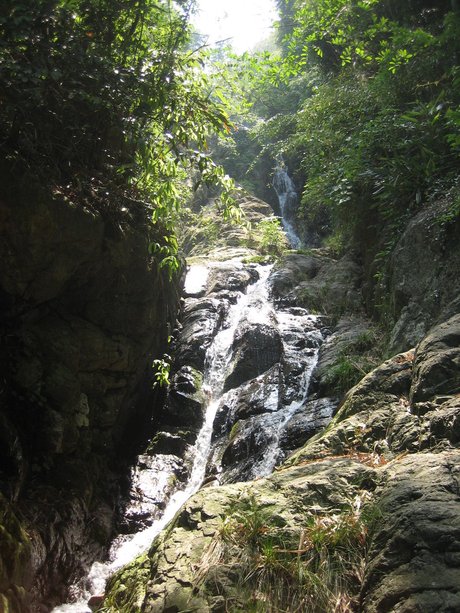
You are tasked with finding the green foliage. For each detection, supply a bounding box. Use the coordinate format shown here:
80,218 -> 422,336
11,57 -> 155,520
436,187 -> 460,229
152,355 -> 171,388
246,216 -> 289,257
103,553 -> 149,613
0,0 -> 240,275
223,0 -> 460,308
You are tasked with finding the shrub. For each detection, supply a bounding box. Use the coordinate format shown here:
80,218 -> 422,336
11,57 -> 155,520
246,216 -> 289,256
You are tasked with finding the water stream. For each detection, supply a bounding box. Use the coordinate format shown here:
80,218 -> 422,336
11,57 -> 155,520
273,161 -> 302,249
253,307 -> 322,476
53,193 -> 328,611
52,264 -> 277,612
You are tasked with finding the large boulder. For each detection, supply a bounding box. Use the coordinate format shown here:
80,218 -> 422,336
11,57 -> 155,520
206,264 -> 258,295
223,322 -> 282,392
269,253 -> 325,296
410,313 -> 460,403
174,297 -> 224,371
163,366 -> 206,429
361,451 -> 460,613
270,252 -> 363,317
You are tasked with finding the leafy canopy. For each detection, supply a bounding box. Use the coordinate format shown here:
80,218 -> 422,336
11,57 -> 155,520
0,0 -> 239,273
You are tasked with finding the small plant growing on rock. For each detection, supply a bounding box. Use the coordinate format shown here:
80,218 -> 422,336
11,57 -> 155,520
323,328 -> 384,396
152,355 -> 171,388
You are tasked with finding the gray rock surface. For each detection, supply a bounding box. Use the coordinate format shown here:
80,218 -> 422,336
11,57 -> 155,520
387,200 -> 460,353
270,252 -> 363,317
103,312 -> 460,613
0,180 -> 180,609
362,451 -> 460,613
223,322 -> 283,392
312,315 -> 374,396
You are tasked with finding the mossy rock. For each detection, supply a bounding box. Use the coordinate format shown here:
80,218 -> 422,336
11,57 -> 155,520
103,553 -> 150,612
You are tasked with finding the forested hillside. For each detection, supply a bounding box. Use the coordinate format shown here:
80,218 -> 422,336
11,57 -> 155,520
214,0 -> 460,326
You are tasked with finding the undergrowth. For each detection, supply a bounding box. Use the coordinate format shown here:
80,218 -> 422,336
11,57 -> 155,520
196,492 -> 380,612
322,328 -> 384,396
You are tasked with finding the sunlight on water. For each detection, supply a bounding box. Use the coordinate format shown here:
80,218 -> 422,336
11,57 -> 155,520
251,308 -> 323,477
183,264 -> 209,295
53,263 -> 273,612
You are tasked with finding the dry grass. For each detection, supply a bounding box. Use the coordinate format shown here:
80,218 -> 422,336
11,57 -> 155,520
192,492 -> 380,612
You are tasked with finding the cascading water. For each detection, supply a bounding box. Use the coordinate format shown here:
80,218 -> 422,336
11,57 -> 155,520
273,160 -> 302,249
52,191 -> 332,611
52,263 -> 278,612
251,307 -> 323,477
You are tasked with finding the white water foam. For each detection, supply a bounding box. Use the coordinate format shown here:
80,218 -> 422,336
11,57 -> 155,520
250,308 -> 323,477
273,163 -> 302,249
52,263 -> 273,612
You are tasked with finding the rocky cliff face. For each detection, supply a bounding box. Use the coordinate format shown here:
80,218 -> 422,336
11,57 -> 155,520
3,179 -> 458,612
100,195 -> 459,612
386,199 -> 460,353
103,292 -> 460,613
0,173 -> 180,611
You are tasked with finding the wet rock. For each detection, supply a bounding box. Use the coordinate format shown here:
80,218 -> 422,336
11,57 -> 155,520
207,264 -> 258,294
88,594 -> 105,610
279,397 -> 337,451
221,413 -> 279,468
269,253 -> 324,296
223,322 -> 282,391
213,366 -> 281,438
164,366 -> 206,429
209,289 -> 240,304
119,454 -> 188,534
174,297 -> 223,370
147,431 -> 190,457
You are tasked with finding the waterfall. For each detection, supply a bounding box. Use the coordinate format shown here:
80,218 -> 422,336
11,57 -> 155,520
250,308 -> 322,477
51,263 -> 276,612
273,161 -> 302,248
52,249 -> 332,611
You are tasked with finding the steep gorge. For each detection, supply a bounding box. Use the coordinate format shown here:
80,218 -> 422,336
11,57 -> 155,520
1,157 -> 459,612
1,0 -> 458,610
